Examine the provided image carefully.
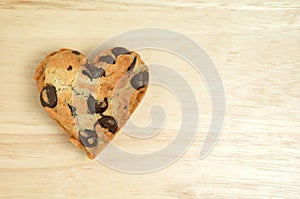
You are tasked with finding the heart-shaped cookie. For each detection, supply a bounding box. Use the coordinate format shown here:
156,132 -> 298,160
34,48 -> 149,159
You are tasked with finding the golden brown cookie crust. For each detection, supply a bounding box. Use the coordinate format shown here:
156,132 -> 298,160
35,49 -> 92,157
35,47 -> 149,159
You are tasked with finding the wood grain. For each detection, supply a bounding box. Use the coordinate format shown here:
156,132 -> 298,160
0,0 -> 299,198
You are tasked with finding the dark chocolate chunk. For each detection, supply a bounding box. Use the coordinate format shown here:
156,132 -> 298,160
72,50 -> 81,55
79,129 -> 98,148
99,55 -> 115,64
68,104 -> 77,117
95,97 -> 108,114
87,95 -> 96,114
130,70 -> 149,90
67,65 -> 72,71
127,56 -> 137,71
82,62 -> 105,81
87,95 -> 108,114
98,116 -> 118,134
111,47 -> 129,58
40,84 -> 57,108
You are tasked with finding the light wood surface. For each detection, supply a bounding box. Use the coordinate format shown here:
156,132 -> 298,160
0,1 -> 299,198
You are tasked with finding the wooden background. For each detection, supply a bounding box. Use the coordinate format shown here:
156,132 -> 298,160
0,0 -> 299,198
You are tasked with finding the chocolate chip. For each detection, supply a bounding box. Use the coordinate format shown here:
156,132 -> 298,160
87,95 -> 108,114
111,47 -> 129,58
130,71 -> 149,90
82,62 -> 105,81
72,50 -> 81,55
98,116 -> 118,134
127,56 -> 137,71
87,95 -> 95,113
79,129 -> 98,147
95,97 -> 108,114
67,65 -> 72,71
68,104 -> 77,117
40,84 -> 57,108
99,55 -> 115,64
